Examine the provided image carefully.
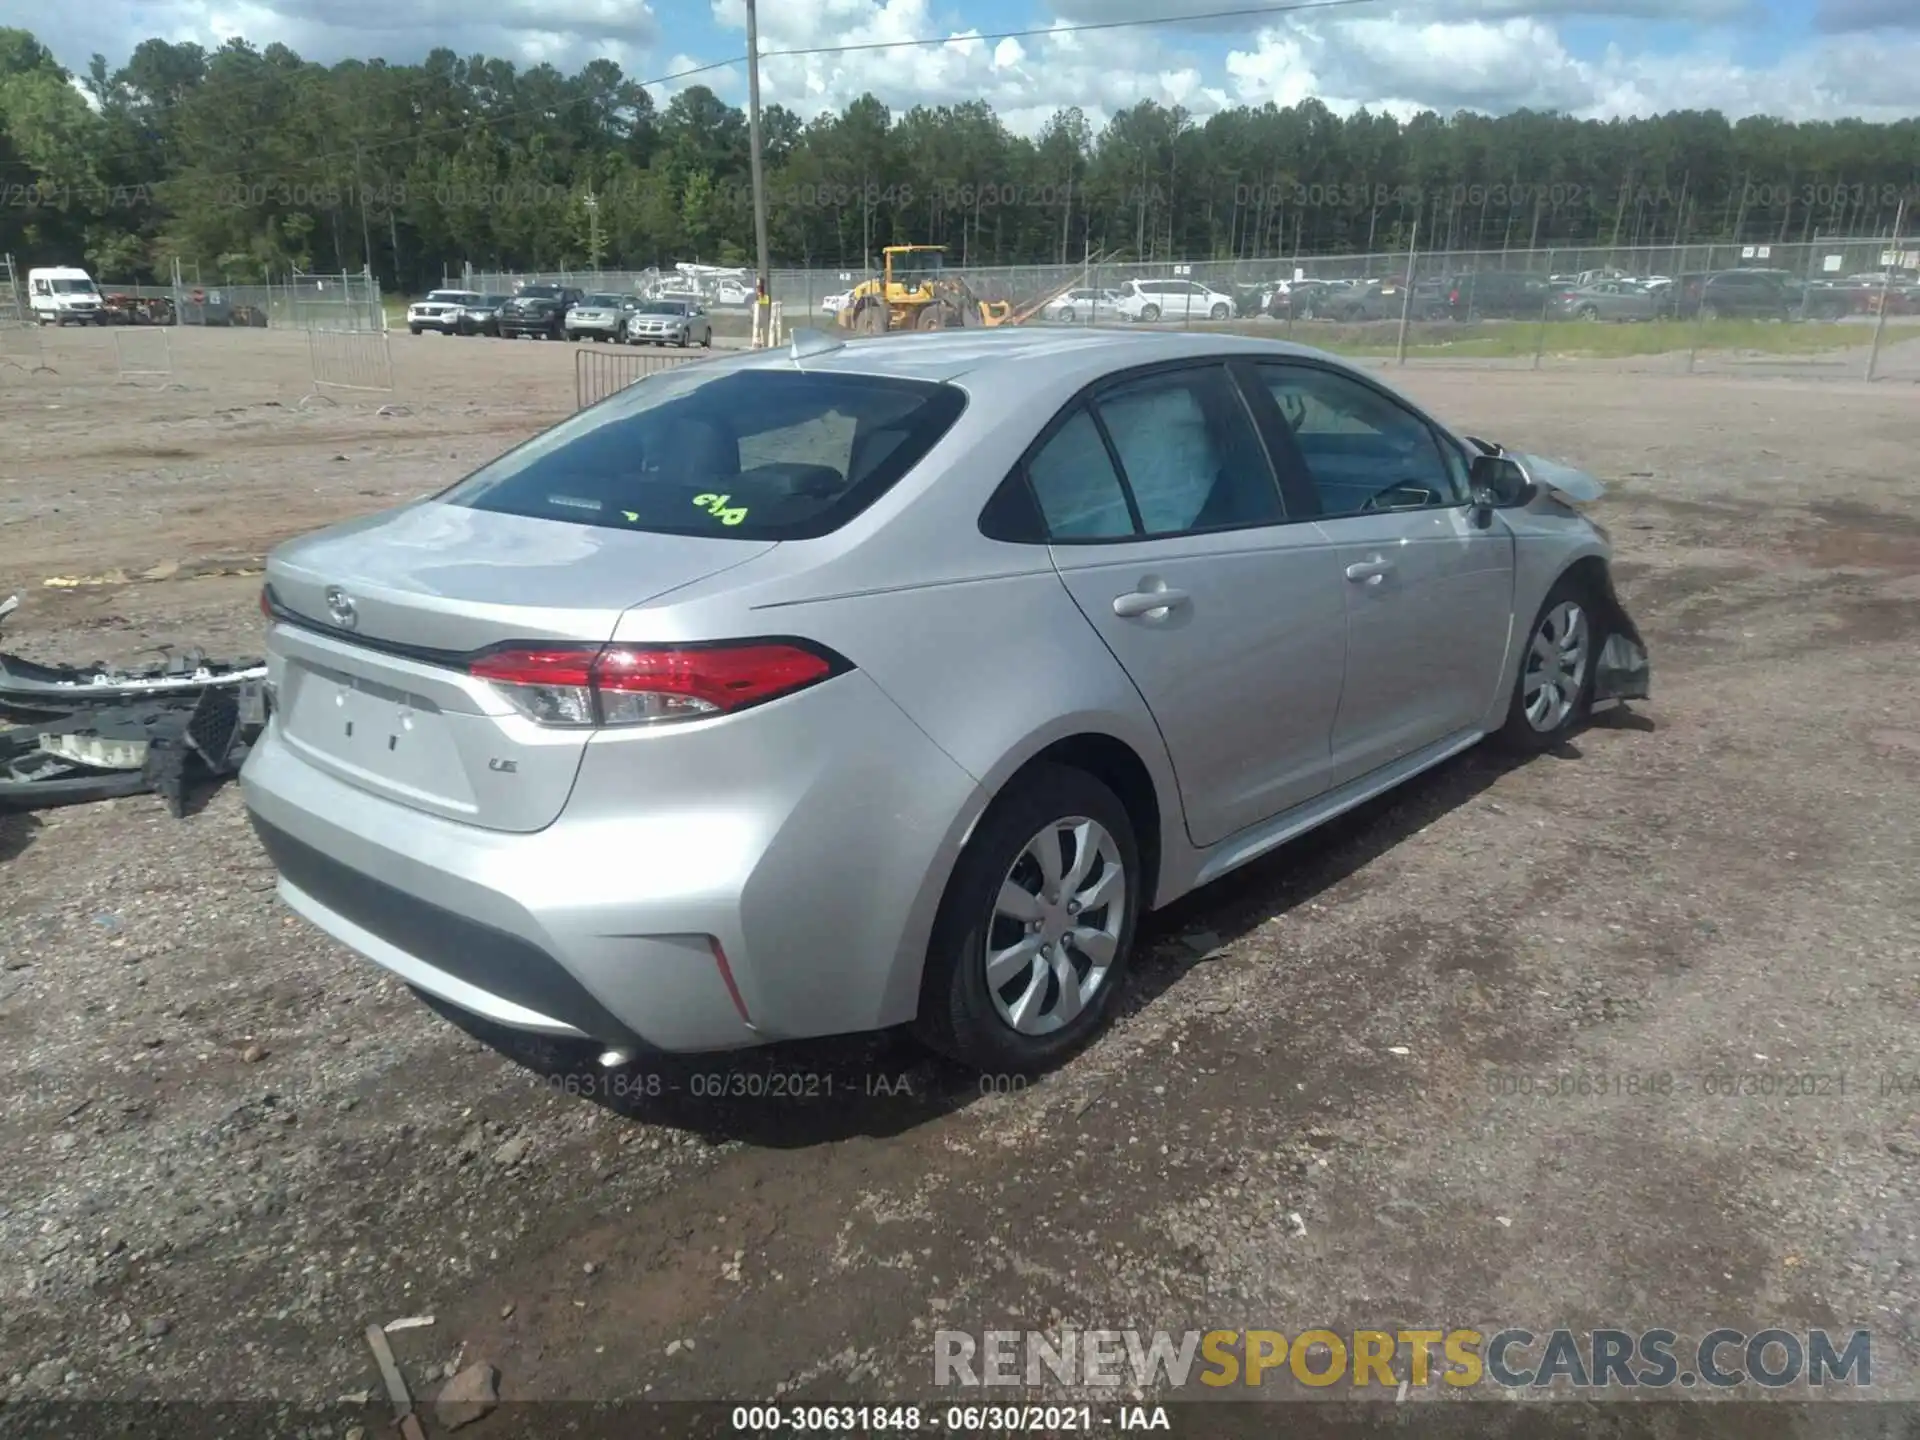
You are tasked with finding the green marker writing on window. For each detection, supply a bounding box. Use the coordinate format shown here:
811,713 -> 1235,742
692,492 -> 749,526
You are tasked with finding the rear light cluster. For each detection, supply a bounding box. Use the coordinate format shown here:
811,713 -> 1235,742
469,641 -> 839,728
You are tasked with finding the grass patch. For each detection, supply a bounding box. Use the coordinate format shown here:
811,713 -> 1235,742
1189,315 -> 1919,360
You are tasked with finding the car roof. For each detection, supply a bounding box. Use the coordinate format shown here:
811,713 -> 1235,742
722,326 -> 1368,387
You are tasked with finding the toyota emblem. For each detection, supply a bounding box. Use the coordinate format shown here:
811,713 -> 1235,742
324,586 -> 358,630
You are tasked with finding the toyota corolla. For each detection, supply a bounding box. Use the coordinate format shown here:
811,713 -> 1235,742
241,328 -> 1649,1074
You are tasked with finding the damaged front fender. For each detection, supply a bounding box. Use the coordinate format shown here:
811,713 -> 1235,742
1591,566 -> 1651,705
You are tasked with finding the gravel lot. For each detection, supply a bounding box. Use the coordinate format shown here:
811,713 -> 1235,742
3,326 -> 1918,1431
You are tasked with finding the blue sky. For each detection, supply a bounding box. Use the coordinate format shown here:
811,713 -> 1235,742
2,0 -> 1915,131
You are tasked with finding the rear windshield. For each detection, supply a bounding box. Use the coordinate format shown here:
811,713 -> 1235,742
518,285 -> 564,299
440,366 -> 968,541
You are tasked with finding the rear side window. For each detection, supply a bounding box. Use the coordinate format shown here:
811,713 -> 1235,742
1027,409 -> 1135,539
1092,367 -> 1282,534
441,368 -> 966,541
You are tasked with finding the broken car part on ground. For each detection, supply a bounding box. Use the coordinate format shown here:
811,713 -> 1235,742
0,594 -> 267,818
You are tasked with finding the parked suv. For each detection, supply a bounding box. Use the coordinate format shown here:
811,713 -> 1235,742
408,290 -> 482,335
1670,269 -> 1800,321
1435,271 -> 1555,321
1115,279 -> 1237,323
498,284 -> 584,340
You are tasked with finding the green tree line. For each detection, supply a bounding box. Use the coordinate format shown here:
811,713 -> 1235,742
1,25 -> 1915,287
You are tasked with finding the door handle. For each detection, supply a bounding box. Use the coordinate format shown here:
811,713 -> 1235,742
1345,557 -> 1394,584
1112,588 -> 1189,618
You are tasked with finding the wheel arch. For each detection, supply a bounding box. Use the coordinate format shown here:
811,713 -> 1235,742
956,726 -> 1177,912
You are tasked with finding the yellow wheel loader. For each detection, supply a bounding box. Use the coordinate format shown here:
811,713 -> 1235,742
833,246 -> 1121,334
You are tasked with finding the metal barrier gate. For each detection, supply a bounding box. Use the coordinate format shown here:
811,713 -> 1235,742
301,329 -> 403,413
114,327 -> 176,384
575,345 -> 710,410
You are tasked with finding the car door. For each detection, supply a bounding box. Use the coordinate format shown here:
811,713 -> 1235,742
1246,361 -> 1515,788
1036,361 -> 1348,848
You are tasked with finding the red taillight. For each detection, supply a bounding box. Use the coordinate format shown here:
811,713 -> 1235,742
470,641 -> 838,728
259,586 -> 272,619
1449,288 -> 1460,304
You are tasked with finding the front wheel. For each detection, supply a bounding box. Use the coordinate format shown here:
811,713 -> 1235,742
915,765 -> 1141,1074
1576,306 -> 1599,322
1139,304 -> 1161,323
1209,302 -> 1230,320
1495,577 -> 1597,754
1057,307 -> 1076,323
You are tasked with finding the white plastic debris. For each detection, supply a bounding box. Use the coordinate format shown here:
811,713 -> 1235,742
384,1315 -> 435,1332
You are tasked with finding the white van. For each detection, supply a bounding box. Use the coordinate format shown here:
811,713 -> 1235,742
27,267 -> 105,325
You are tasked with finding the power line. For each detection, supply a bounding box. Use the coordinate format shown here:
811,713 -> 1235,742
759,0 -> 1386,59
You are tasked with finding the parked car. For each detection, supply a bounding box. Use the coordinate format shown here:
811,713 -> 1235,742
456,295 -> 511,336
1437,271 -> 1556,321
242,328 -> 1650,1075
498,284 -> 584,340
1670,269 -> 1798,321
821,290 -> 854,318
1326,279 -> 1410,322
1114,278 -> 1238,323
1269,279 -> 1350,320
407,290 -> 482,335
625,298 -> 713,348
1041,288 -> 1124,323
1547,279 -> 1664,322
566,293 -> 638,343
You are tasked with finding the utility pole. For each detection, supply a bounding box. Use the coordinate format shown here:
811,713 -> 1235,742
354,141 -> 374,278
1866,195 -> 1907,382
745,0 -> 774,348
583,190 -> 603,273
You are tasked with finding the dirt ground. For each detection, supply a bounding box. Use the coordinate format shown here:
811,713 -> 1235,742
3,326 -> 1918,1432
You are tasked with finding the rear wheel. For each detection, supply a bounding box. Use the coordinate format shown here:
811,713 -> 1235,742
1576,305 -> 1599,322
1140,303 -> 1161,323
1496,576 -> 1597,754
915,765 -> 1141,1074
1057,306 -> 1076,323
854,303 -> 886,336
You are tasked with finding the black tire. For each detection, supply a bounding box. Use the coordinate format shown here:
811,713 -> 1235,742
914,764 -> 1142,1074
1209,302 -> 1230,320
1495,573 -> 1599,754
702,331 -> 712,348
1576,306 -> 1599,322
1058,307 -> 1076,323
1140,303 -> 1161,323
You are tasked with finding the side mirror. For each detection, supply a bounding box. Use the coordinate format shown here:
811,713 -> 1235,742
1469,453 -> 1536,510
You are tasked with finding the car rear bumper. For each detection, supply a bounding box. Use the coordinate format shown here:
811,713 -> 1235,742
239,670 -> 985,1054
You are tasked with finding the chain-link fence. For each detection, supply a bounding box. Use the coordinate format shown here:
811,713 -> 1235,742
88,270 -> 387,331
467,235 -> 1918,379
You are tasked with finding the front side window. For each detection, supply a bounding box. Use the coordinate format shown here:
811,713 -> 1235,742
441,368 -> 966,541
1256,364 -> 1464,517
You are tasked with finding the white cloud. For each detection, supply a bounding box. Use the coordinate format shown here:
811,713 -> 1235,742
3,0 -> 1916,131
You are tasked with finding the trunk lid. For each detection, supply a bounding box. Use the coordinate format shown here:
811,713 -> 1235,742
265,503 -> 775,832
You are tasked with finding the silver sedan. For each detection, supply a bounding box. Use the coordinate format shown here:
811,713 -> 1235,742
1550,279 -> 1664,322
242,328 -> 1650,1077
626,300 -> 713,348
